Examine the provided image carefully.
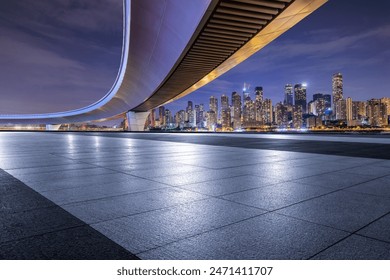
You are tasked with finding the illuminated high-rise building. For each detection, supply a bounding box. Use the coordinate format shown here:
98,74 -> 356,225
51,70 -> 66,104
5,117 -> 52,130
293,105 -> 303,128
164,109 -> 172,126
149,108 -> 156,127
254,87 -> 264,124
221,94 -> 231,130
221,95 -> 229,110
335,99 -> 346,120
294,83 -> 307,113
186,101 -> 195,127
158,106 -> 165,126
332,73 -> 343,113
255,87 -> 263,102
323,94 -> 332,109
367,99 -> 388,126
209,96 -> 218,118
206,111 -> 217,131
308,100 -> 315,115
313,93 -> 331,109
352,101 -> 367,120
231,91 -> 242,130
263,98 -> 273,124
312,94 -> 326,116
175,110 -> 185,128
243,82 -> 250,99
198,104 -> 205,126
275,103 -> 288,128
284,84 -> 293,106
346,97 -> 353,122
381,97 -> 390,118
221,109 -> 231,130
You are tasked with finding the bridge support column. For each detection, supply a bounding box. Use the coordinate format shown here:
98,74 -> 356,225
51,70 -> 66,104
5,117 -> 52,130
125,111 -> 150,131
45,124 -> 61,131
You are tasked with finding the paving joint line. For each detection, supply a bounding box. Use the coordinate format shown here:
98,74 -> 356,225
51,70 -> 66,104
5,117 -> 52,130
307,209 -> 390,260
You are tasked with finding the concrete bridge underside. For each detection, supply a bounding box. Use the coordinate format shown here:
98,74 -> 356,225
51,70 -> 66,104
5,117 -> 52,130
0,0 -> 327,130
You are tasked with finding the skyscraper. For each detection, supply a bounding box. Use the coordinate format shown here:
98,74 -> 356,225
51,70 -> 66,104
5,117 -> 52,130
221,109 -> 231,130
221,95 -> 231,130
263,98 -> 273,124
293,105 -> 303,128
198,103 -> 205,126
323,94 -> 332,109
243,82 -> 250,100
158,106 -> 165,127
313,93 -> 331,109
352,101 -> 367,120
367,99 -> 388,126
194,104 -> 200,126
335,99 -> 346,120
221,95 -> 229,111
209,96 -> 218,118
255,87 -> 263,102
231,91 -> 242,130
186,101 -> 195,126
206,111 -> 217,131
346,97 -> 353,122
175,110 -> 185,128
275,103 -> 288,128
149,108 -> 156,127
294,84 -> 307,113
164,109 -> 172,126
381,97 -> 390,118
312,93 -> 329,117
255,87 -> 264,125
332,73 -> 343,113
284,84 -> 293,106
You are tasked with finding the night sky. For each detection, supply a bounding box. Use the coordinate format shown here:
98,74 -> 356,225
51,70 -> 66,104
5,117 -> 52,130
0,0 -> 389,121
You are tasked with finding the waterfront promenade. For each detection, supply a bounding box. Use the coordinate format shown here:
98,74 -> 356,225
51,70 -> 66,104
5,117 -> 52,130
1,132 -> 390,259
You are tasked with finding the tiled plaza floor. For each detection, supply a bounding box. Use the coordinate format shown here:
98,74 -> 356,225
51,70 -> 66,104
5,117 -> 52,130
1,132 -> 390,259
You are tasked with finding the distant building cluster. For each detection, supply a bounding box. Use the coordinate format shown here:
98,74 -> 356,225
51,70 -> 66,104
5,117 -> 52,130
147,73 -> 390,131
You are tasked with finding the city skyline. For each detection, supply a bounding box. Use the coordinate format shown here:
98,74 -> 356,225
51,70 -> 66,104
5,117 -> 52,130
150,72 -> 390,131
161,73 -> 389,117
0,0 -> 389,119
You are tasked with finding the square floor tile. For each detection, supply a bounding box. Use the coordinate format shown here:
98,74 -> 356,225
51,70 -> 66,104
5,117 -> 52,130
276,191 -> 390,232
346,176 -> 390,198
93,198 -> 264,253
222,182 -> 333,211
41,177 -> 169,205
138,213 -> 347,260
153,169 -> 252,186
178,175 -> 282,196
311,235 -> 390,260
63,188 -> 208,223
292,171 -> 378,190
357,214 -> 390,243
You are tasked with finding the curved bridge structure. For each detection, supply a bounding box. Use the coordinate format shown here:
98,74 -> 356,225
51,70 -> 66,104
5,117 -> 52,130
0,0 -> 327,129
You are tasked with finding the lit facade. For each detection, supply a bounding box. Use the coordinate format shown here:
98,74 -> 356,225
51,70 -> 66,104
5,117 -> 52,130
367,99 -> 388,127
275,103 -> 288,128
284,84 -> 293,106
335,99 -> 346,120
332,73 -> 343,115
209,96 -> 218,119
293,105 -> 303,128
221,95 -> 231,130
346,97 -> 353,122
231,92 -> 242,130
158,106 -> 165,127
294,84 -> 307,114
263,99 -> 273,125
